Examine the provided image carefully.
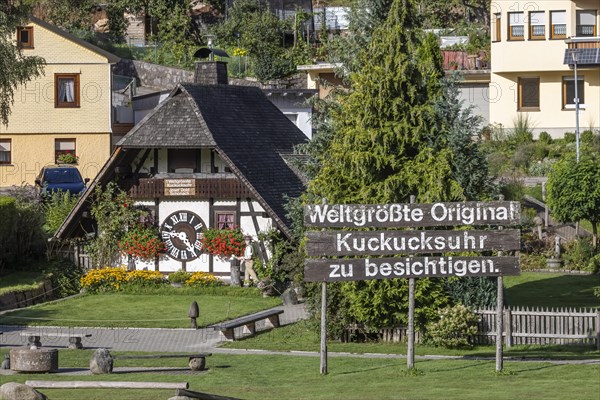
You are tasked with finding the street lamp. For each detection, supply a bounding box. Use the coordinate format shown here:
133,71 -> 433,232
572,50 -> 580,163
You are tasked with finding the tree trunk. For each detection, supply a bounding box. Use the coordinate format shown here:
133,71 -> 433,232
592,222 -> 597,249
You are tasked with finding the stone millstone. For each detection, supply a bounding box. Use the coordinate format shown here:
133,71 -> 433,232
89,348 -> 113,374
0,382 -> 47,400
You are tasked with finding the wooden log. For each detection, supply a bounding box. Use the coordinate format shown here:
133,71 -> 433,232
176,388 -> 243,400
25,380 -> 189,390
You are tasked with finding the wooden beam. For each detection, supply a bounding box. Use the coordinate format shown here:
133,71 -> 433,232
25,381 -> 189,390
176,388 -> 243,400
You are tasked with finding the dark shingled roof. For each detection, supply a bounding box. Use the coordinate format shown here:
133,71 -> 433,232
117,83 -> 309,236
117,93 -> 215,148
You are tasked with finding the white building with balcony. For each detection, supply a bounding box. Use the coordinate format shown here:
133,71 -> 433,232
490,1 -> 599,137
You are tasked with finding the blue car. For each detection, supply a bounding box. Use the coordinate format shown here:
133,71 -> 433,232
35,165 -> 89,196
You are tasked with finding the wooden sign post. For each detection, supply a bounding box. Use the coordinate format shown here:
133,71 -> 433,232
304,200 -> 521,372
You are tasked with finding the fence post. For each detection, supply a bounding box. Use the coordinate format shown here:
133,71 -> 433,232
504,308 -> 512,348
596,310 -> 600,351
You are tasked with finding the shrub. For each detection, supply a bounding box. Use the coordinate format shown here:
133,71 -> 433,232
562,238 -> 598,272
511,143 -> 537,169
538,131 -> 552,144
581,129 -> 595,144
564,132 -> 576,143
124,269 -> 165,287
425,304 -> 479,349
444,277 -> 497,308
168,269 -> 191,284
186,272 -> 224,287
43,257 -> 85,298
528,159 -> 555,177
486,151 -> 509,176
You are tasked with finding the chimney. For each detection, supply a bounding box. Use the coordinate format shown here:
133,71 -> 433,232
194,61 -> 228,85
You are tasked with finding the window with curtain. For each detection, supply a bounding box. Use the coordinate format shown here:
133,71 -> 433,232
562,77 -> 585,109
215,212 -> 236,229
55,74 -> 80,107
518,77 -> 540,111
55,139 -> 76,163
576,10 -> 597,36
529,11 -> 546,39
508,12 -> 525,40
0,140 -> 11,165
550,11 -> 567,39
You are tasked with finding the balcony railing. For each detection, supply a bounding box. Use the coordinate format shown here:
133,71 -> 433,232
576,25 -> 596,37
123,176 -> 254,199
552,24 -> 567,38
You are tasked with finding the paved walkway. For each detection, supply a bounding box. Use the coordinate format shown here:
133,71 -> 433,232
0,303 -> 308,353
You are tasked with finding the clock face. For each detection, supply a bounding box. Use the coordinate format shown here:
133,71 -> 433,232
160,211 -> 206,261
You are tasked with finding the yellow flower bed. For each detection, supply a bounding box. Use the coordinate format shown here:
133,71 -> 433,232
186,272 -> 224,287
81,267 -> 166,293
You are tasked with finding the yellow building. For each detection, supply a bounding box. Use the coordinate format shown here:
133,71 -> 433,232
490,1 -> 599,138
0,17 -> 119,187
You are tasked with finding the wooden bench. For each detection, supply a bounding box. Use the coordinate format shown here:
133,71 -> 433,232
213,309 -> 284,341
112,353 -> 212,371
20,332 -> 92,349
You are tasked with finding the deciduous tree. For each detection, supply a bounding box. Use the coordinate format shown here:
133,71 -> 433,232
0,1 -> 45,126
547,154 -> 600,248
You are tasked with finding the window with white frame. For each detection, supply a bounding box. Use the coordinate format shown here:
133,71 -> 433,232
550,11 -> 567,39
529,11 -> 546,39
508,12 -> 525,40
0,139 -> 11,165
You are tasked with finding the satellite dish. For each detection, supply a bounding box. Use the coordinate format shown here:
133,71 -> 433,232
193,47 -> 230,60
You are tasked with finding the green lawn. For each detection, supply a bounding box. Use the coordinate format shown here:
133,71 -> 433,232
0,287 -> 281,328
0,349 -> 597,400
504,272 -> 600,308
0,271 -> 48,295
221,320 -> 600,360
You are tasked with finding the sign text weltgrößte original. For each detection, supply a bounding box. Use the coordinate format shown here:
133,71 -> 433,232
304,201 -> 520,228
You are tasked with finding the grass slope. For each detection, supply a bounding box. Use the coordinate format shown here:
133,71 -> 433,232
0,287 -> 281,328
504,272 -> 600,308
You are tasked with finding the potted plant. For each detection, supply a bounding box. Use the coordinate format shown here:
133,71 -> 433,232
118,224 -> 166,262
168,269 -> 191,288
200,227 -> 246,260
57,153 -> 79,164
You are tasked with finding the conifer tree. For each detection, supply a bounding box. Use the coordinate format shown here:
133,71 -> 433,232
309,0 -> 464,204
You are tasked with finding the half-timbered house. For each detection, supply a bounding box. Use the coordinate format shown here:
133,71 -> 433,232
55,61 -> 308,277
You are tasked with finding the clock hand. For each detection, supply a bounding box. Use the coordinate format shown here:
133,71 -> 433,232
168,230 -> 194,252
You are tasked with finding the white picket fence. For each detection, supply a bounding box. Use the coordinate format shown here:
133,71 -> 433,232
375,306 -> 600,348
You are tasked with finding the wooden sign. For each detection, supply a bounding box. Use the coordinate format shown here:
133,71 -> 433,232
304,201 -> 521,228
304,256 -> 520,282
306,229 -> 521,257
165,179 -> 196,196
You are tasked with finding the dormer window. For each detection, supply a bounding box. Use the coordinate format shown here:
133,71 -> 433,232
17,26 -> 33,48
